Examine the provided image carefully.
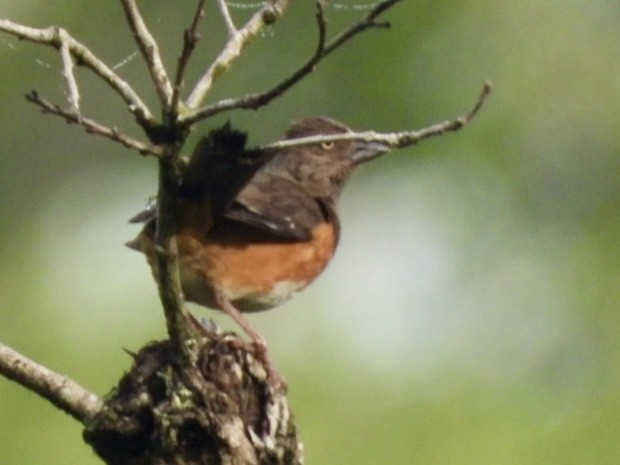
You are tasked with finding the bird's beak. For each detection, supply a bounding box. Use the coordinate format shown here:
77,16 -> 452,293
351,140 -> 391,165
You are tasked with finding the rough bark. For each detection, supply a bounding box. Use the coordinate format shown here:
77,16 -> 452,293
84,325 -> 302,465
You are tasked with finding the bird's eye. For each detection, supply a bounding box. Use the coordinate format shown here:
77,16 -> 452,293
321,141 -> 335,150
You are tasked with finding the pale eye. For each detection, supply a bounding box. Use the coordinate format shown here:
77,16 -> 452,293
321,141 -> 335,150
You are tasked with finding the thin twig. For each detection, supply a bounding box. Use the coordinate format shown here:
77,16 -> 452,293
324,0 -> 401,55
57,28 -> 80,115
181,0 -> 327,126
26,91 -> 164,157
216,0 -> 239,37
0,341 -> 103,424
119,0 -> 174,108
260,81 -> 493,151
0,19 -> 154,127
181,0 -> 402,126
171,0 -> 207,113
185,0 -> 293,109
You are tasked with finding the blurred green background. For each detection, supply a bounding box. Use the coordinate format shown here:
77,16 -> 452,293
1,0 -> 619,464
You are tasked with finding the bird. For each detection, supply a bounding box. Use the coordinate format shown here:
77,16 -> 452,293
127,117 -> 389,385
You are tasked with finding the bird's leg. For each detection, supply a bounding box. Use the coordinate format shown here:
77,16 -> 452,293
214,289 -> 286,389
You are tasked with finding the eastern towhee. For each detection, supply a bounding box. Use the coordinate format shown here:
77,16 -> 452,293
127,117 -> 389,384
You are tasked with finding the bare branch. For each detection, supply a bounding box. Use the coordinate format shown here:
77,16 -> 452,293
185,0 -> 293,109
111,3 -> 201,362
155,156 -> 199,365
0,18 -> 154,127
181,0 -> 327,126
181,0 -> 402,126
26,91 -> 164,157
57,28 -> 80,114
119,0 -> 174,108
216,0 -> 239,37
171,0 -> 207,113
0,341 -> 103,423
260,81 -> 493,151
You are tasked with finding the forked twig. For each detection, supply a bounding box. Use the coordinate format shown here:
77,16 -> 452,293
26,91 -> 164,157
185,0 -> 293,109
181,0 -> 403,126
216,0 -> 239,37
260,82 -> 493,151
181,0 -> 327,126
57,28 -> 80,115
0,19 -> 154,127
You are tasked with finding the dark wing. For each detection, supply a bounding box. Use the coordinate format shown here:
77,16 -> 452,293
224,172 -> 325,241
129,123 -> 271,228
180,122 -> 273,216
130,122 -> 325,242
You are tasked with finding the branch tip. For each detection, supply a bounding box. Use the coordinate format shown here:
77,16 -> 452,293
25,90 -> 164,157
259,81 -> 493,152
182,0 -> 401,125
171,0 -> 208,113
185,0 -> 294,110
120,0 -> 173,108
0,17 -> 154,127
